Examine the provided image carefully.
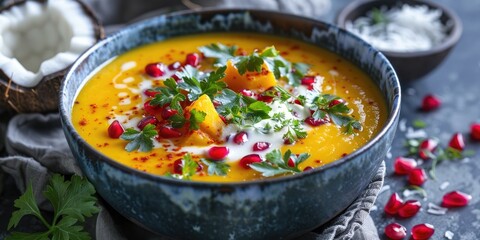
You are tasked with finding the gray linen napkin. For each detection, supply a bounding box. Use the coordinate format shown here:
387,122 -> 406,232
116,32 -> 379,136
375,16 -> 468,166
0,114 -> 382,239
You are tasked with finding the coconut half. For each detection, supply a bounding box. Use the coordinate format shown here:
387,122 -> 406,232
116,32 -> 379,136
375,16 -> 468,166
0,0 -> 104,112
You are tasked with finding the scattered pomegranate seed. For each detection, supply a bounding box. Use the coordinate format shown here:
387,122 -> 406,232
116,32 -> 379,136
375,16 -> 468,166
158,126 -> 182,138
471,123 -> 480,141
305,116 -> 328,127
303,166 -> 313,171
172,74 -> 181,82
168,61 -> 182,70
185,53 -> 200,66
394,157 -> 417,175
252,142 -> 271,151
293,99 -> 302,105
233,132 -> 248,144
144,100 -> 162,116
219,115 -> 228,124
421,94 -> 441,111
257,94 -> 274,103
329,99 -> 345,108
145,63 -> 165,77
411,223 -> 435,240
408,168 -> 427,186
284,138 -> 295,145
239,154 -> 262,169
442,191 -> 472,207
448,133 -> 465,151
301,76 -> 315,86
144,89 -> 160,97
384,222 -> 407,240
398,200 -> 422,218
287,158 -> 296,167
161,107 -> 178,119
208,146 -> 230,160
196,162 -> 203,172
108,120 -> 124,138
418,139 -> 438,160
384,193 -> 404,215
173,159 -> 183,174
240,89 -> 255,97
137,116 -> 157,130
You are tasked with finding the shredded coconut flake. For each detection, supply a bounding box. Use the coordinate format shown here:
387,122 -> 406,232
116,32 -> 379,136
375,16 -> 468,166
439,181 -> 450,190
444,230 -> 454,239
427,202 -> 448,215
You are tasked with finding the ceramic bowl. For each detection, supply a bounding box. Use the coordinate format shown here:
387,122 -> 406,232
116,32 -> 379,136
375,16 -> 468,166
336,0 -> 462,82
60,9 -> 401,239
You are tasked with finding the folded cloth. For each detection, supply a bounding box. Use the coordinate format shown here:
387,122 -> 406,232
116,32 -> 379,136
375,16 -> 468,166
0,113 -> 383,239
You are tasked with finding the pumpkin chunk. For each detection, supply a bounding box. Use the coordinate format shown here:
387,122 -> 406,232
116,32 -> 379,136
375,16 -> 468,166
223,60 -> 276,92
185,94 -> 225,141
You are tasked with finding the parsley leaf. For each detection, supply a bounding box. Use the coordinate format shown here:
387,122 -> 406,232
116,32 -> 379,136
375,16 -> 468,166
413,119 -> 427,129
235,54 -> 264,75
121,124 -> 158,152
198,43 -> 237,66
250,149 -> 310,177
165,154 -> 198,180
188,109 -> 206,130
215,89 -> 271,126
7,174 -> 99,240
201,159 -> 230,176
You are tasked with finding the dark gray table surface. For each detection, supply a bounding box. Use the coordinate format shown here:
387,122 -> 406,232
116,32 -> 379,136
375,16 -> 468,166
1,0 -> 479,239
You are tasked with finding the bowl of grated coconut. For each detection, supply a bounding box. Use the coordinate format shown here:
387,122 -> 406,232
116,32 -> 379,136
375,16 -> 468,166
336,0 -> 462,81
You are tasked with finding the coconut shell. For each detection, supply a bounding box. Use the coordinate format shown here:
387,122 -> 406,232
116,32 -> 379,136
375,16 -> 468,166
0,0 -> 105,113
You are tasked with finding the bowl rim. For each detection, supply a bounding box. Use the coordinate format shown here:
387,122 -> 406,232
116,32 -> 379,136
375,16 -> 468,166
60,8 -> 401,187
335,0 -> 463,58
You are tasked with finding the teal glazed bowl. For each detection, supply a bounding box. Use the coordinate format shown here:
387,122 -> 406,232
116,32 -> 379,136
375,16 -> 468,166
60,9 -> 401,239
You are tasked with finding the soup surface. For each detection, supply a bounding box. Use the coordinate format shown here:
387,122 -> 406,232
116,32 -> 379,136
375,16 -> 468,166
72,33 -> 387,182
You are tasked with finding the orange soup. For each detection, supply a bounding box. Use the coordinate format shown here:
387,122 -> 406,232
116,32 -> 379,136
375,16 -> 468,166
72,33 -> 387,182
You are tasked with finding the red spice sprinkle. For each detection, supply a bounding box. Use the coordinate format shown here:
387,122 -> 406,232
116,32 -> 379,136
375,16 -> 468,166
384,222 -> 407,240
442,191 -> 472,207
79,118 -> 87,126
411,223 -> 435,240
421,94 -> 441,111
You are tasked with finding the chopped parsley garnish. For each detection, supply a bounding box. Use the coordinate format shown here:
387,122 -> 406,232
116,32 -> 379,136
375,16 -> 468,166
198,43 -> 238,66
165,154 -> 198,180
271,113 -> 307,143
201,158 -> 230,176
8,174 -> 99,239
412,119 -> 427,129
121,124 -> 158,152
188,109 -> 207,130
214,89 -> 272,125
250,149 -> 310,177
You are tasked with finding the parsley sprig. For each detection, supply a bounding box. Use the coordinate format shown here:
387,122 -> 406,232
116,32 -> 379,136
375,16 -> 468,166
199,43 -> 310,86
306,92 -> 361,134
166,154 -> 198,180
215,89 -> 272,125
271,113 -> 307,143
8,174 -> 99,240
121,124 -> 158,152
201,159 -> 230,176
250,149 -> 310,177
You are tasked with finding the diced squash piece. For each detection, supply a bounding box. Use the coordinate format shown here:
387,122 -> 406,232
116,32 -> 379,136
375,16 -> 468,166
223,60 -> 277,92
181,130 -> 215,146
185,94 -> 225,141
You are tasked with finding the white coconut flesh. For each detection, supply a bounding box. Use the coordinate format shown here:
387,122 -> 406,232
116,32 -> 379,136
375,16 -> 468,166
0,0 -> 97,87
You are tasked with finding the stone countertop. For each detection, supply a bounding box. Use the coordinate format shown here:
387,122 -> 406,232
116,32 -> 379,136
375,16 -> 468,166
1,0 -> 479,239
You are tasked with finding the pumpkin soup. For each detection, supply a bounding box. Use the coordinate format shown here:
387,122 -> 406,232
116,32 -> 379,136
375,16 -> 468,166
72,32 -> 387,182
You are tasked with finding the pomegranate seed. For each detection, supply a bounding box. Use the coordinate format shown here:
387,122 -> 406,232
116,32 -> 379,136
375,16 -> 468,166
284,138 -> 295,145
219,115 -> 228,124
384,223 -> 407,240
394,157 -> 417,175
137,116 -> 157,130
185,53 -> 200,66
196,163 -> 203,172
108,120 -> 124,138
158,126 -> 182,138
172,74 -> 181,82
293,99 -> 302,105
305,116 -> 328,127
418,139 -> 438,160
287,158 -> 295,167
408,168 -> 427,186
421,94 -> 441,111
257,94 -> 274,103
252,142 -> 271,151
240,89 -> 255,97
161,107 -> 178,119
208,146 -> 230,160
144,89 -> 160,97
303,166 -> 313,171
239,154 -> 262,169
398,200 -> 421,218
471,123 -> 480,141
173,159 -> 183,174
442,191 -> 472,207
145,63 -> 165,77
168,61 -> 182,70
233,132 -> 248,144
301,76 -> 315,86
328,99 -> 345,108
384,193 -> 404,215
448,133 -> 465,151
411,223 -> 435,240
144,100 -> 162,116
